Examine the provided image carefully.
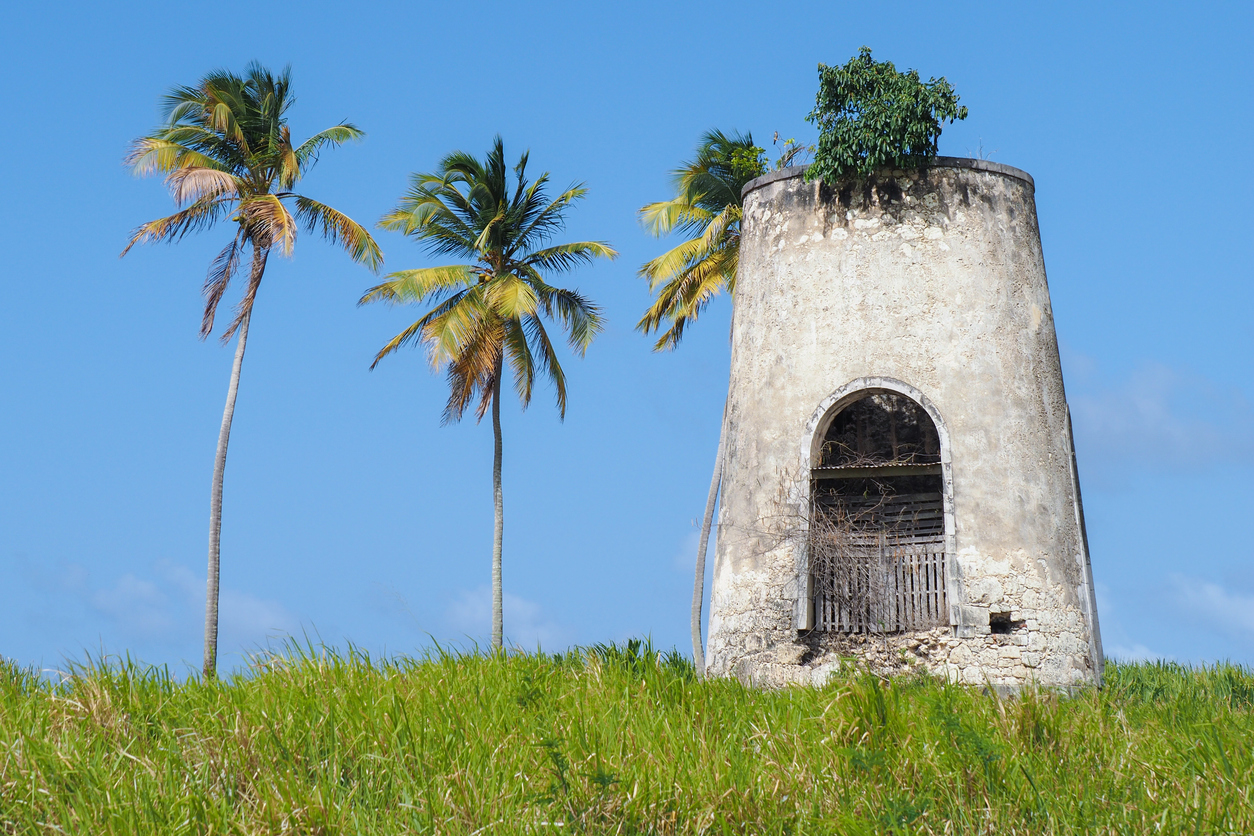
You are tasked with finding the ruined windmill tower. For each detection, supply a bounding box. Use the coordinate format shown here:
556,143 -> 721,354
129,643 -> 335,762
705,159 -> 1103,689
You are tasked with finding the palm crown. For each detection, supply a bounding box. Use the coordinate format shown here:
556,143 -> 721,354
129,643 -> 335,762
636,130 -> 766,350
122,62 -> 382,338
361,137 -> 614,421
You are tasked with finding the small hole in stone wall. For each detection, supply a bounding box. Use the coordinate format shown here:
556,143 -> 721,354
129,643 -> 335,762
989,612 -> 1024,635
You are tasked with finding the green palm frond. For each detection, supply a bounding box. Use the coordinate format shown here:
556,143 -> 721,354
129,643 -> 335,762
359,265 -> 475,306
523,314 -> 567,418
522,270 -> 603,355
638,197 -> 714,239
637,241 -> 737,351
424,289 -> 493,372
292,196 -> 383,271
365,288 -> 477,370
294,124 -> 365,169
503,317 -> 536,408
438,149 -> 486,183
511,182 -> 586,252
523,241 -> 618,274
484,273 -> 540,319
472,203 -> 509,254
379,183 -> 480,256
637,236 -> 710,291
674,129 -> 761,208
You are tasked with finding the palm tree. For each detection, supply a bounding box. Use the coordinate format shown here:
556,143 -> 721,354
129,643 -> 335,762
636,129 -> 766,675
361,137 -> 614,651
122,63 -> 382,678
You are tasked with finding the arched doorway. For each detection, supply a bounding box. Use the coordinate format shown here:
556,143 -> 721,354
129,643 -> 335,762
809,391 -> 948,633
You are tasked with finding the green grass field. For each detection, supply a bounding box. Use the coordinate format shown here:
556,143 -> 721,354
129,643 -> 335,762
1,642 -> 1250,834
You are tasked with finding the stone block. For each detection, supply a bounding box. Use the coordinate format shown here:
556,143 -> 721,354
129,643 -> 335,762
970,578 -> 1005,605
811,661 -> 841,687
769,643 -> 806,666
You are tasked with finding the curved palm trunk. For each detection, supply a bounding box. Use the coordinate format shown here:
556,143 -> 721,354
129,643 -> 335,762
491,364 -> 505,651
691,397 -> 729,678
203,248 -> 267,679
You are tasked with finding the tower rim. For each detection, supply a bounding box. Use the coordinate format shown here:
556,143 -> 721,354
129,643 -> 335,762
741,157 -> 1035,200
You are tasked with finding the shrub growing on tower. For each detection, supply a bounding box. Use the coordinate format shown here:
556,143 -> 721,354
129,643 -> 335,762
806,46 -> 968,182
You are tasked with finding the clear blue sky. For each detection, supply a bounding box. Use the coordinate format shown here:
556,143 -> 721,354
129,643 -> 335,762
1,1 -> 1250,673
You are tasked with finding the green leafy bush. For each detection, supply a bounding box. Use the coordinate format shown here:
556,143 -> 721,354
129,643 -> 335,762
727,143 -> 768,181
806,46 -> 969,182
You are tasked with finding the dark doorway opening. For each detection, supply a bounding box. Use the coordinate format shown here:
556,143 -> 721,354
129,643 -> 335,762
810,392 -> 948,633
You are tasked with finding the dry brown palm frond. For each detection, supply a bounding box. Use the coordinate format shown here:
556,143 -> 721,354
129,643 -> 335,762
241,195 -> 297,256
125,137 -> 222,176
443,317 -> 505,423
219,246 -> 270,343
200,235 -> 244,338
120,199 -> 231,256
166,167 -> 239,207
278,125 -> 299,189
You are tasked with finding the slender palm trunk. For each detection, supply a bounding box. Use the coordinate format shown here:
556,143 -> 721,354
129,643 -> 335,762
691,397 -> 729,678
203,248 -> 267,679
490,363 -> 505,651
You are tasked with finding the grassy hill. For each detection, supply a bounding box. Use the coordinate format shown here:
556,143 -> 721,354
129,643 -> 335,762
1,642 -> 1250,834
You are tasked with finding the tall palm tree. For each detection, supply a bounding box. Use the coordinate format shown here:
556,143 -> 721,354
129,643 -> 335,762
122,63 -> 382,678
361,137 -> 614,650
637,129 -> 765,675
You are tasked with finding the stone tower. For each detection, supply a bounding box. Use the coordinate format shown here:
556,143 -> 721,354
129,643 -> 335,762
705,158 -> 1103,689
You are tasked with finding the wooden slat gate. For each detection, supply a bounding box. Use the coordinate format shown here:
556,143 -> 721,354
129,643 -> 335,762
811,493 -> 948,633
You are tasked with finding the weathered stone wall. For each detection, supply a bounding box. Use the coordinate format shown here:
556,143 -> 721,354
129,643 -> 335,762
706,159 -> 1103,690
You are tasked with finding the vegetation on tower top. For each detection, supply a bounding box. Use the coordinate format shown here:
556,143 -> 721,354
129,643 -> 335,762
806,46 -> 969,182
